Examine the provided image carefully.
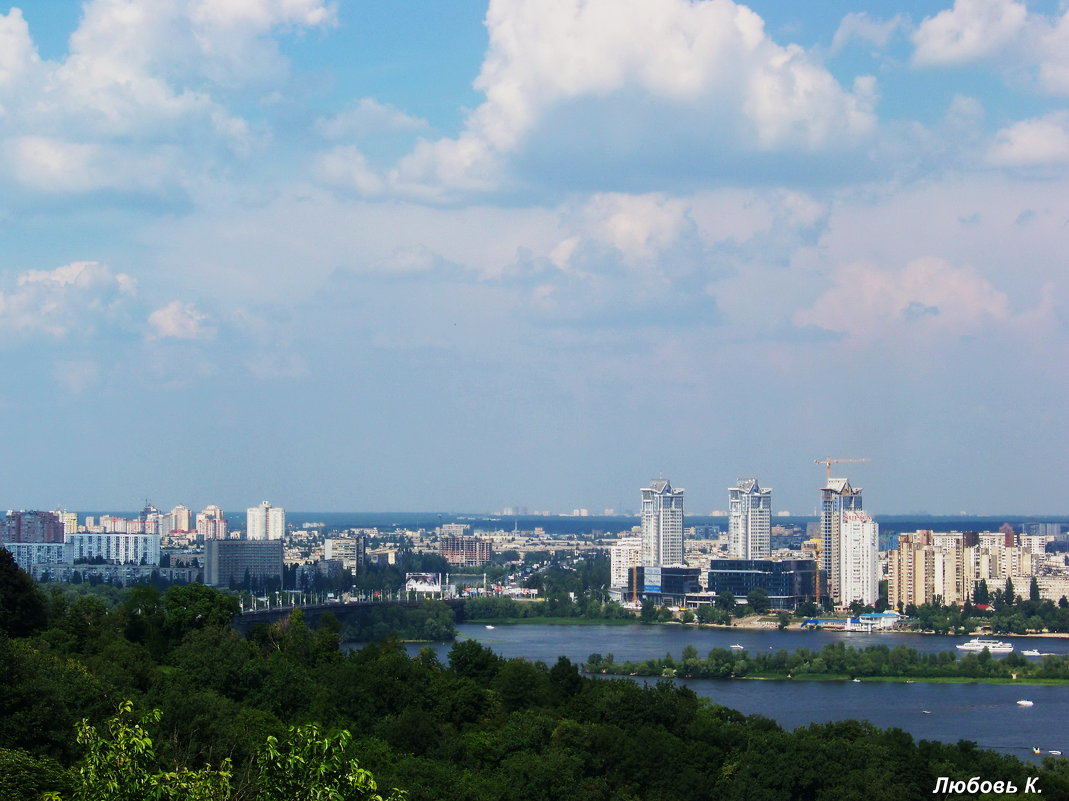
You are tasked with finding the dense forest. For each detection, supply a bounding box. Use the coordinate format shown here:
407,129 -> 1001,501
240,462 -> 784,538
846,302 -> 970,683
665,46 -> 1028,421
2,549 -> 1069,800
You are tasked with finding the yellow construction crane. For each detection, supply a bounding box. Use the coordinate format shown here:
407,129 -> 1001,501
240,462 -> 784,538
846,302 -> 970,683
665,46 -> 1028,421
813,456 -> 870,484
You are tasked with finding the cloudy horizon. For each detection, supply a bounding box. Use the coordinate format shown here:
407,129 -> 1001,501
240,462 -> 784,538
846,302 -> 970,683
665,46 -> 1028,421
1,0 -> 1067,516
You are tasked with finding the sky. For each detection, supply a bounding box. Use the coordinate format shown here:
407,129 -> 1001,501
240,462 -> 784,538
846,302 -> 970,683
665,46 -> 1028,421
1,0 -> 1068,516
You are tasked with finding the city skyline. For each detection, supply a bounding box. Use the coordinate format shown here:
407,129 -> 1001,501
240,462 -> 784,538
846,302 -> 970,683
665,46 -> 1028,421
2,1 -> 1069,515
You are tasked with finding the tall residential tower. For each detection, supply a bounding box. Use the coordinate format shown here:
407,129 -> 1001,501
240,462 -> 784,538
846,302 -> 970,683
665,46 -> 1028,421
728,478 -> 772,559
641,479 -> 684,566
821,478 -> 877,607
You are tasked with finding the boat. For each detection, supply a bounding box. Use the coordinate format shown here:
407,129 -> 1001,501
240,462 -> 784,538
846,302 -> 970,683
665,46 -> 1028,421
1022,649 -> 1041,657
1033,747 -> 1042,754
729,644 -> 744,650
1050,751 -> 1063,756
851,678 -> 861,683
485,625 -> 495,630
1017,700 -> 1034,707
956,638 -> 1014,653
922,710 -> 931,714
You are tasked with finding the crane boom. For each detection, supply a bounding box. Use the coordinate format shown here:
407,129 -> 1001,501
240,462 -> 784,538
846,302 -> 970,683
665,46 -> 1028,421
814,456 -> 870,484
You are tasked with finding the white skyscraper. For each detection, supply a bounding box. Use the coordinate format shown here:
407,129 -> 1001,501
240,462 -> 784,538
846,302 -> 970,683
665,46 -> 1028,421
839,511 -> 879,606
821,478 -> 875,607
728,478 -> 772,559
641,479 -> 684,566
247,501 -> 285,541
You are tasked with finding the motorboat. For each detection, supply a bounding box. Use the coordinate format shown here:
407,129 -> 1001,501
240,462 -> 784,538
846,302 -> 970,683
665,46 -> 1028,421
922,710 -> 931,715
956,638 -> 1014,653
1033,747 -> 1042,754
1050,751 -> 1062,756
729,644 -> 744,649
1017,700 -> 1034,707
1022,649 -> 1041,657
851,678 -> 861,683
485,625 -> 495,630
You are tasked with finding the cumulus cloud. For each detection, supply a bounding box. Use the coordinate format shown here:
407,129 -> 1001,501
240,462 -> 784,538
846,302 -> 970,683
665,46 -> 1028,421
0,261 -> 137,339
148,300 -> 212,340
988,111 -> 1069,166
0,0 -> 334,197
911,0 -> 1069,97
912,0 -> 1028,66
793,256 -> 1010,342
386,0 -> 877,197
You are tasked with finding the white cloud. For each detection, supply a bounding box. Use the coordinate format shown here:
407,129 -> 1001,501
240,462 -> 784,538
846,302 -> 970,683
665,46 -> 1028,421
315,98 -> 429,141
389,0 -> 877,196
148,300 -> 212,340
793,256 -> 1010,342
988,111 -> 1069,166
832,12 -> 907,53
0,261 -> 137,339
0,0 -> 334,197
911,0 -> 1069,97
312,146 -> 386,196
912,0 -> 1028,66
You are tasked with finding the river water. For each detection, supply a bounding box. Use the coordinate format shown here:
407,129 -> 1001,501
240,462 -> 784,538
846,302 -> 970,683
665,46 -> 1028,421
401,623 -> 1069,762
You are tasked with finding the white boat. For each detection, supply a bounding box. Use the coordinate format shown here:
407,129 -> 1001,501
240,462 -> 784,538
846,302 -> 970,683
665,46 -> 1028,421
956,638 -> 1014,653
1017,700 -> 1034,707
852,678 -> 861,683
485,625 -> 495,630
1050,751 -> 1062,756
1022,649 -> 1041,657
729,644 -> 744,650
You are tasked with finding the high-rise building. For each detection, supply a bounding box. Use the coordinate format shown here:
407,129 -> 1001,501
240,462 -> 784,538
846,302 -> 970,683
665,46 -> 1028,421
196,505 -> 228,540
820,478 -> 864,606
609,536 -> 644,589
246,501 -> 285,540
728,478 -> 772,559
641,478 -> 684,566
1,510 -> 65,543
838,510 -> 879,606
170,505 -> 192,532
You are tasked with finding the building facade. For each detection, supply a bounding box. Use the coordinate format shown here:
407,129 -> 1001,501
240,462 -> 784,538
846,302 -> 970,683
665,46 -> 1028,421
609,536 -> 644,589
196,505 -> 228,540
204,539 -> 284,587
820,478 -> 863,606
705,559 -> 818,608
439,535 -> 493,567
641,478 -> 684,567
728,478 -> 772,559
1,510 -> 65,543
246,501 -> 285,540
837,511 -> 879,606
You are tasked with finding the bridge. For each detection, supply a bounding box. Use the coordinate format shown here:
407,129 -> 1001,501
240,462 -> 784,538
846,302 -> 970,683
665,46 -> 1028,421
231,597 -> 467,634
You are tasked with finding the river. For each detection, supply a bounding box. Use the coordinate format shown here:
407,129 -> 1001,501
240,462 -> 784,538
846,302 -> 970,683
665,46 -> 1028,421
399,623 -> 1069,762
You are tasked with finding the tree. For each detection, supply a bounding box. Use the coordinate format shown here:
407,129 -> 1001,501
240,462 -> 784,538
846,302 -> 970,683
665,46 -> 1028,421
1030,577 -> 1041,603
715,592 -> 735,611
44,700 -> 232,801
0,548 -> 47,637
256,723 -> 405,801
746,588 -> 771,614
1004,578 -> 1016,606
973,579 -> 989,605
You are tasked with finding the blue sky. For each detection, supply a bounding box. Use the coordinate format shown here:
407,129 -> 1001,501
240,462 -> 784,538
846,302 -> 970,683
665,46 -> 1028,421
2,0 -> 1068,516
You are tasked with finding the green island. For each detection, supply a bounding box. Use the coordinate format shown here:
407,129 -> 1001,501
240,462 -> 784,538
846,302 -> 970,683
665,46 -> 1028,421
584,641 -> 1069,684
3,550 -> 1069,800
